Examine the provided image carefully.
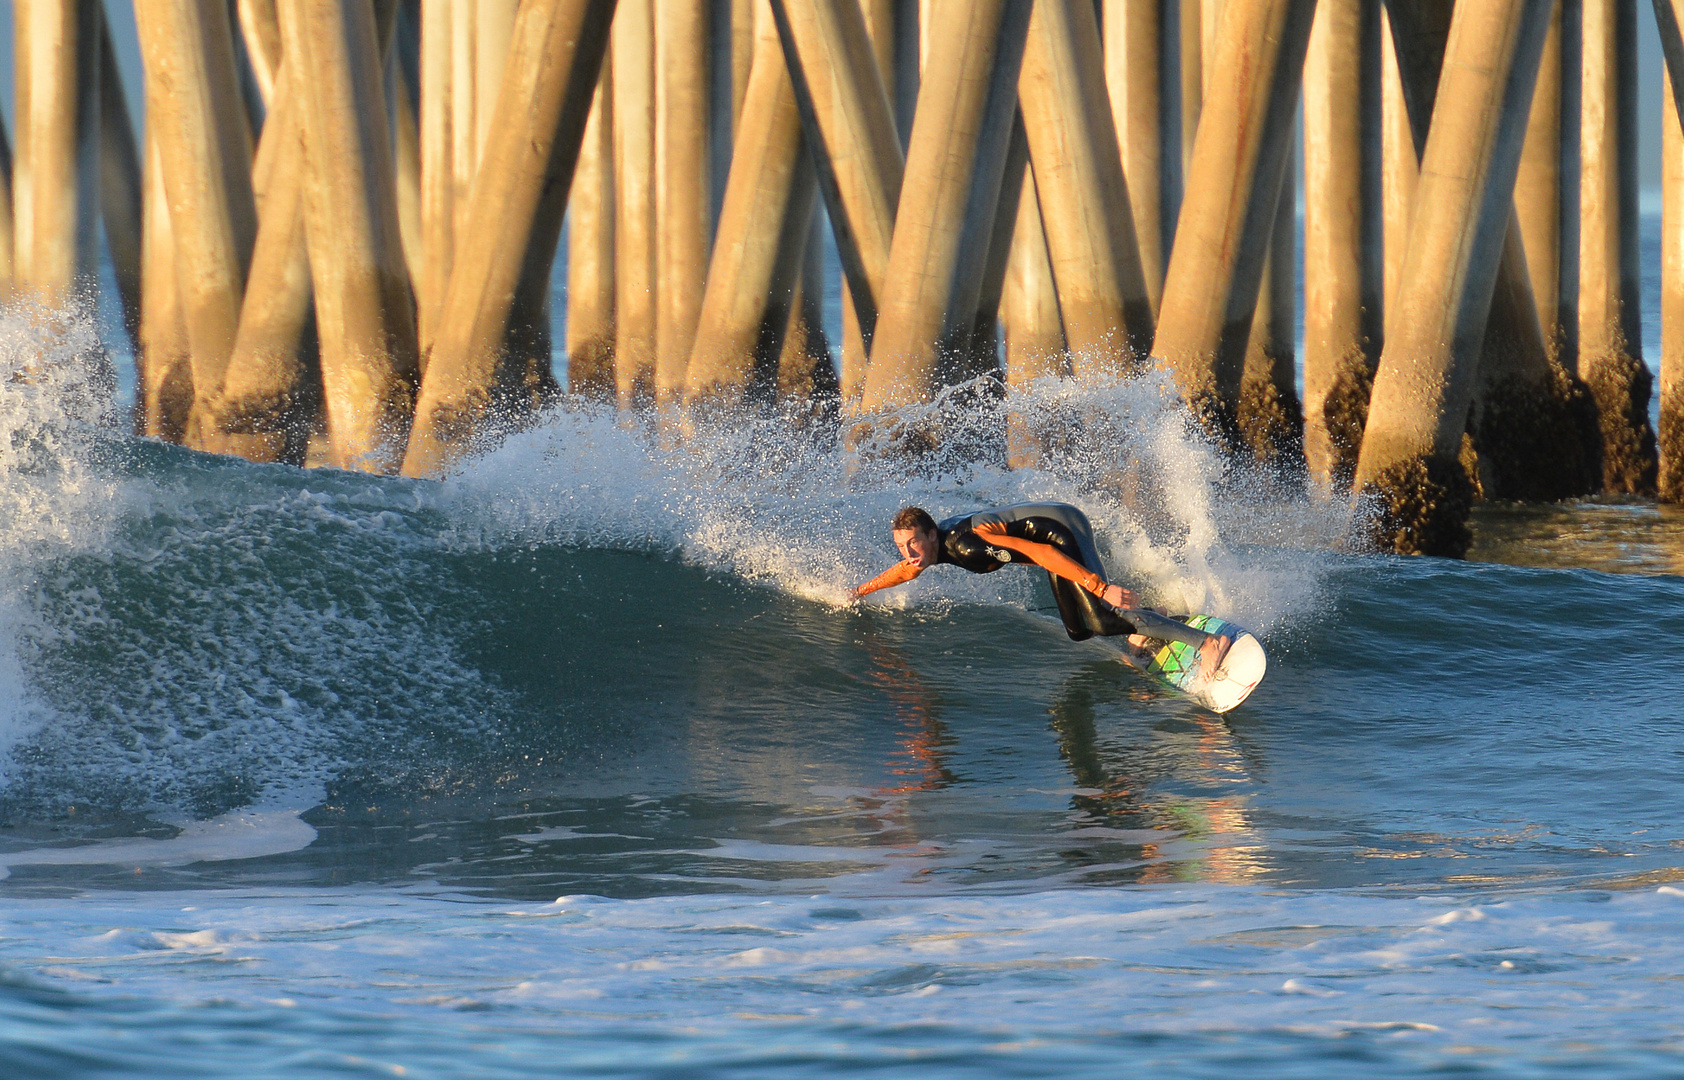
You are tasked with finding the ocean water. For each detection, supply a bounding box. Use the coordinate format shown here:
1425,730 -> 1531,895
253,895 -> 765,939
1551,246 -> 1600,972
0,243 -> 1681,1077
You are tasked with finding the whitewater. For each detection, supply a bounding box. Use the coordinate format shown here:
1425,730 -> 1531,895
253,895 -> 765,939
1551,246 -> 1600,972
0,278 -> 1680,1076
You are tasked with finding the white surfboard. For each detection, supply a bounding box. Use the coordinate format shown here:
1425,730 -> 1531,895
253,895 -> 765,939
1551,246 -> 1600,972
1115,614 -> 1266,713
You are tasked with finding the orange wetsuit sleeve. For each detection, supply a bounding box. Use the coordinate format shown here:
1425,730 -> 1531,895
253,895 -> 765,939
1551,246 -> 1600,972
855,559 -> 924,597
971,523 -> 1105,594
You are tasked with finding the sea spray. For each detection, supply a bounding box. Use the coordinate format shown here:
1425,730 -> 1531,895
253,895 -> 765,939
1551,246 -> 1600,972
0,316 -> 1354,821
0,304 -> 118,779
446,370 -> 1358,633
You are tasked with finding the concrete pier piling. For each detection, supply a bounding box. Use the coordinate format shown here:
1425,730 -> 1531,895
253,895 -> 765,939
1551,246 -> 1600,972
1517,2 -> 1570,365
16,0 -> 102,310
568,62 -> 618,402
403,0 -> 616,478
1303,0 -> 1382,492
11,0 -> 1683,549
861,0 -> 1031,414
1018,0 -> 1151,379
1658,0 -> 1684,502
1104,0 -> 1175,318
281,0 -> 419,473
1354,0 -> 1554,556
1153,0 -> 1316,440
1001,163 -> 1068,386
135,0 -> 257,453
654,0 -> 713,407
771,0 -> 903,399
1386,0 -> 1599,504
684,0 -> 816,413
216,65 -> 317,466
612,0 -> 658,410
138,130 -> 193,442
1579,0 -> 1659,494
418,0 -> 453,361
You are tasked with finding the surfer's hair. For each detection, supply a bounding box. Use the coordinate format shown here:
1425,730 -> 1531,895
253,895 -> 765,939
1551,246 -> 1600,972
892,506 -> 937,534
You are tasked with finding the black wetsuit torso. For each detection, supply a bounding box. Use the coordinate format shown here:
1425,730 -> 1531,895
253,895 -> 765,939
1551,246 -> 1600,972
935,504 -> 1133,642
935,516 -> 1040,574
926,502 -> 1218,651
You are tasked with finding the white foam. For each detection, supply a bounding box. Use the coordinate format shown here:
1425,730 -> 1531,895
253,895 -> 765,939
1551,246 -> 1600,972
0,807 -> 316,880
0,303 -> 121,775
2,881 -> 1680,1061
443,371 -> 1355,635
0,306 -> 507,813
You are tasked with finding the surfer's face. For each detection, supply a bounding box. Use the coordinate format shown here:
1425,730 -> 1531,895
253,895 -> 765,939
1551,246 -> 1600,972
893,526 -> 939,568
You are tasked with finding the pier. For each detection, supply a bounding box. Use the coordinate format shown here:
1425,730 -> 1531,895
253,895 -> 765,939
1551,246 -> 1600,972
8,0 -> 1684,556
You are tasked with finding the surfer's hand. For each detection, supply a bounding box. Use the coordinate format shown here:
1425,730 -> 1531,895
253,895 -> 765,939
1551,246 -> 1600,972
1101,584 -> 1139,610
1197,632 -> 1234,677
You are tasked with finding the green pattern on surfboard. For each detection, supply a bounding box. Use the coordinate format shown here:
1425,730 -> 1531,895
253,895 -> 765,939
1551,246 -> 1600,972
1145,614 -> 1237,690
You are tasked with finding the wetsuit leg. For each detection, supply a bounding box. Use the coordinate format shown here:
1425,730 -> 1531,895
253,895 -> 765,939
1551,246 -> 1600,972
1016,513 -> 1216,650
1114,608 -> 1217,651
1015,516 -> 1140,641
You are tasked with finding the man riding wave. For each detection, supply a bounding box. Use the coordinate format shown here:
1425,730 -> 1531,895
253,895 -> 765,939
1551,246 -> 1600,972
855,502 -> 1234,674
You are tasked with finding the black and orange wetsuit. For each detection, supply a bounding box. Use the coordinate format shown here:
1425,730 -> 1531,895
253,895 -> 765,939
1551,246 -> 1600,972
929,503 -> 1213,649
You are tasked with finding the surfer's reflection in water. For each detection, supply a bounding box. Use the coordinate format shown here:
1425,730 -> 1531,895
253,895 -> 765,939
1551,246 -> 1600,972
861,634 -> 958,795
854,502 -> 1234,675
1048,663 -> 1266,885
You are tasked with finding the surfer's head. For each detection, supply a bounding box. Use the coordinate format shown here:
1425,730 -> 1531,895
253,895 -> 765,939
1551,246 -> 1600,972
891,506 -> 940,568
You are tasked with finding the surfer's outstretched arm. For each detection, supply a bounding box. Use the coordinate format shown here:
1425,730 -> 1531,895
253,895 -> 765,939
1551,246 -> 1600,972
855,559 -> 924,598
971,522 -> 1139,609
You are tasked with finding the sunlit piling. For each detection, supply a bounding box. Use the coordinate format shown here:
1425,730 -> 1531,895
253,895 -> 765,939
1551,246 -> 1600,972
1302,0 -> 1381,493
1001,167 -> 1065,386
771,0 -> 902,400
567,62 -> 617,402
236,0 -> 283,106
611,0 -> 657,410
1354,0 -> 1553,556
138,129 -> 191,442
776,209 -> 838,412
861,0 -> 1029,412
1660,0 -> 1684,504
653,0 -> 712,406
217,63 -> 316,466
1579,0 -> 1660,494
417,0 -> 451,360
838,0 -> 902,401
279,0 -> 418,473
16,0 -> 101,310
1154,0 -> 1316,438
1385,0 -> 1598,506
402,0 -> 615,478
135,0 -> 257,454
389,28 -> 425,313
1518,3 -> 1568,364
1104,0 -> 1172,319
1019,0 -> 1150,379
684,0 -> 815,413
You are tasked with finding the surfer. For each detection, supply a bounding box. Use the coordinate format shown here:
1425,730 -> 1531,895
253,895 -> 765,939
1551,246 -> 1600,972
855,502 -> 1233,673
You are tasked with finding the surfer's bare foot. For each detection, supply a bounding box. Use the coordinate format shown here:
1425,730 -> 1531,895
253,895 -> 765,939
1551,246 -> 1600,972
1197,633 -> 1234,678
